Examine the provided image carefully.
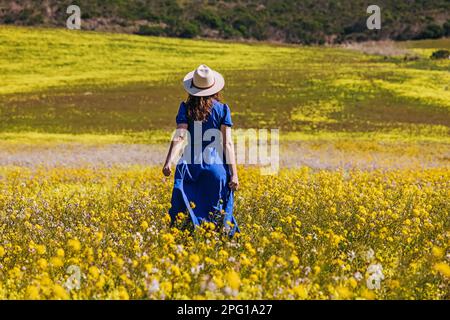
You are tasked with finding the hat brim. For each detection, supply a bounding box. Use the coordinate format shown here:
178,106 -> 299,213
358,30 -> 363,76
183,70 -> 225,97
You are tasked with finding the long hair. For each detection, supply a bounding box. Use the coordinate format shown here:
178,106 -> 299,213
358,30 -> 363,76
186,92 -> 220,122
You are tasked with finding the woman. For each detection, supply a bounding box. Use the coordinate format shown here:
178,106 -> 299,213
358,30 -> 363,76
162,65 -> 239,235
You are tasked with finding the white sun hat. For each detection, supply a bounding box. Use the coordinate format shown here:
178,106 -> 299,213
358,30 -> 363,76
183,64 -> 225,97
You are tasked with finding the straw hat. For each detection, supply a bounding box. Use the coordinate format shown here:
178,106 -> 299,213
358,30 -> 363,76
183,65 -> 225,97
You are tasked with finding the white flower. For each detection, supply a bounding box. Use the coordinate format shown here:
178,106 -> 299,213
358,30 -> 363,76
367,263 -> 383,275
134,232 -> 143,242
223,286 -> 238,297
366,263 -> 384,290
151,267 -> 159,274
365,248 -> 375,261
190,263 -> 204,275
223,286 -> 232,296
353,271 -> 363,281
367,273 -> 383,290
304,266 -> 311,275
348,250 -> 356,262
148,279 -> 160,294
206,280 -> 217,292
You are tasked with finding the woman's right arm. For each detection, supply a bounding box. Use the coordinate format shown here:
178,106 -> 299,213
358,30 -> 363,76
162,124 -> 188,176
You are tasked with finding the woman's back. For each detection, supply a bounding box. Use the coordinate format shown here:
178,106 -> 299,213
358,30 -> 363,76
176,99 -> 233,133
177,99 -> 233,166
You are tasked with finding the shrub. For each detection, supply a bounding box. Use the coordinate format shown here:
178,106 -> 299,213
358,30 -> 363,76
222,25 -> 242,39
430,49 -> 450,60
196,9 -> 223,29
136,25 -> 165,36
419,24 -> 444,39
177,22 -> 200,38
443,20 -> 450,36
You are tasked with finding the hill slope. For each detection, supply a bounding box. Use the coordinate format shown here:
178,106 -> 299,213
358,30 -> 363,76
0,26 -> 448,144
0,0 -> 449,43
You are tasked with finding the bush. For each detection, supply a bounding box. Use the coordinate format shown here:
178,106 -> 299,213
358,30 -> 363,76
352,33 -> 369,42
444,21 -> 450,36
136,25 -> 165,36
343,19 -> 366,35
177,22 -> 200,38
430,49 -> 450,60
3,14 -> 15,24
418,24 -> 444,39
395,26 -> 416,41
196,9 -> 222,29
221,25 -> 242,39
251,25 -> 267,41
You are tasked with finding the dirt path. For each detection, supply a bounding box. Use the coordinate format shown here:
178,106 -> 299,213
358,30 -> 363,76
1,142 -> 448,170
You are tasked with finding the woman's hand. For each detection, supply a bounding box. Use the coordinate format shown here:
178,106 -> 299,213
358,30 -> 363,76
162,163 -> 172,177
229,175 -> 239,191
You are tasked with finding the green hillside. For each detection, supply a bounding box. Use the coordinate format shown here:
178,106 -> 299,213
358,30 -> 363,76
0,26 -> 449,146
0,0 -> 449,43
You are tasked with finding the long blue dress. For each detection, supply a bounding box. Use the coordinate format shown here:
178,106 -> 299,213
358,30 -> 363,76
168,100 -> 239,235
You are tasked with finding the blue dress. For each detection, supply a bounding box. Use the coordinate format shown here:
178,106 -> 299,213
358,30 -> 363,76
168,100 -> 239,235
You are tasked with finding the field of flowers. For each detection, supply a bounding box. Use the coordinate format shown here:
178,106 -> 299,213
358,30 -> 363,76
0,166 -> 448,299
0,26 -> 449,300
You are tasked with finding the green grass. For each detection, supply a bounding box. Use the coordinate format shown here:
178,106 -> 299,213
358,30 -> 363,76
0,26 -> 449,143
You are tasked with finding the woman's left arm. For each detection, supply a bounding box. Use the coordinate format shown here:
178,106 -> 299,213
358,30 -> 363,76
163,124 -> 188,176
221,124 -> 239,191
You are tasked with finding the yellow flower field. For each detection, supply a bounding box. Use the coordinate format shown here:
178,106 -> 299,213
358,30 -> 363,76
0,26 -> 449,300
0,166 -> 448,299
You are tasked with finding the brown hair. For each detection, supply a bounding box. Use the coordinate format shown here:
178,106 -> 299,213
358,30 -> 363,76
186,92 -> 220,122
